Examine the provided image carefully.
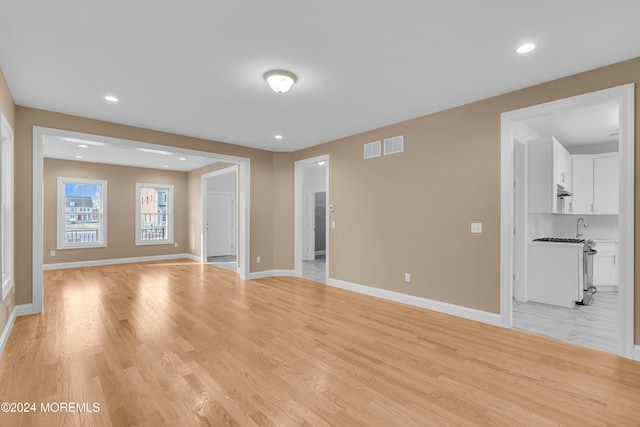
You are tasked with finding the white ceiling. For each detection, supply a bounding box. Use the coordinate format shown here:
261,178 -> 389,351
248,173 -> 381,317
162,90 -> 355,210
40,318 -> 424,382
42,134 -> 219,172
524,101 -> 619,151
2,1 -> 640,153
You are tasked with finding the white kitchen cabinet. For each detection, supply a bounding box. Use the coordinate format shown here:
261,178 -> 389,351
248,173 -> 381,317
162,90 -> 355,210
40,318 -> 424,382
527,136 -> 571,214
593,241 -> 618,289
527,242 -> 583,308
572,157 -> 594,214
593,156 -> 618,214
571,154 -> 618,214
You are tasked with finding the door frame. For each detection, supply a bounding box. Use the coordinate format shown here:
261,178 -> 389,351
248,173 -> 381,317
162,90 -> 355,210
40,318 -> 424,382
500,83 -> 635,359
294,155 -> 329,279
201,166 -> 239,269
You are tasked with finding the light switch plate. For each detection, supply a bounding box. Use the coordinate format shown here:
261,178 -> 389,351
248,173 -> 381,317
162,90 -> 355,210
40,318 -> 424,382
471,223 -> 482,233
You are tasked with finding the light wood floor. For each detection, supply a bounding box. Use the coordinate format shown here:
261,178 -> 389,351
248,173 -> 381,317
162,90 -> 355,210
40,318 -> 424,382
1,260 -> 639,426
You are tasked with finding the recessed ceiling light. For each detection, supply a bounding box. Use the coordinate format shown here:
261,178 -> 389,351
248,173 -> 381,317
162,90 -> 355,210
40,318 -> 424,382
163,165 -> 169,168
78,144 -> 88,148
179,157 -> 187,161
137,147 -> 170,155
317,161 -> 326,166
104,95 -> 119,102
516,43 -> 536,54
275,135 -> 283,139
75,155 -> 83,159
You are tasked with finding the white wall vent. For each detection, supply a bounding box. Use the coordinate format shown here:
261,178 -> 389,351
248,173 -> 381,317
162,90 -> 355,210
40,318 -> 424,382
364,141 -> 381,159
383,135 -> 404,155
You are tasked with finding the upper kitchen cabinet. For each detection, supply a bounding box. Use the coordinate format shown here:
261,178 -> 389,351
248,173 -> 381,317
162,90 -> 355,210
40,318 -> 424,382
528,136 -> 571,214
571,153 -> 618,214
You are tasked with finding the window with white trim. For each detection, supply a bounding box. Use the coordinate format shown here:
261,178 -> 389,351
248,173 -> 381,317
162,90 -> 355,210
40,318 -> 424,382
57,177 -> 107,249
0,113 -> 14,300
136,183 -> 173,245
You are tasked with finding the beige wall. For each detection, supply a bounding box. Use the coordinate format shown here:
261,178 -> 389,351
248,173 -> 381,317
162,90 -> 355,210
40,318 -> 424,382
15,107 -> 276,305
43,159 -> 188,264
0,66 -> 15,338
285,57 -> 640,343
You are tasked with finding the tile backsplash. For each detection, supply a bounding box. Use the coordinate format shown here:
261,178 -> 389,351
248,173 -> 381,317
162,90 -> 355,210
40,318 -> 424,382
528,214 -> 618,241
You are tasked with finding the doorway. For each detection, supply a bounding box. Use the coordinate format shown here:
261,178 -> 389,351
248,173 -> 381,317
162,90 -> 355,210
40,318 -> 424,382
295,155 -> 329,283
203,166 -> 238,273
500,84 -> 635,359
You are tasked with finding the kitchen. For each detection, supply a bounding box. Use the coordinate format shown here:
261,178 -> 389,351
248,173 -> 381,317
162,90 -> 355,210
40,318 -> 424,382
512,100 -> 620,354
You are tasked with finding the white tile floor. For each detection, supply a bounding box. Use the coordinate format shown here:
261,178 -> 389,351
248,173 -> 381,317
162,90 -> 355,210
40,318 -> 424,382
303,255 -> 326,283
513,291 -> 618,354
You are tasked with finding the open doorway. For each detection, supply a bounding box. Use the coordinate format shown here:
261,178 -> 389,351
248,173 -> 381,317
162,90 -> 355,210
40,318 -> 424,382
202,166 -> 238,273
500,84 -> 634,359
295,155 -> 329,283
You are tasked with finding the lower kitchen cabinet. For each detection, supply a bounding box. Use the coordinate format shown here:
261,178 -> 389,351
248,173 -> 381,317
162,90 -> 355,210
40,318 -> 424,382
593,241 -> 618,289
527,242 -> 583,308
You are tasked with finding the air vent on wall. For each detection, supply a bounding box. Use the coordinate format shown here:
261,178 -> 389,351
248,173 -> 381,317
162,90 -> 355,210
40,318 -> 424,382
364,141 -> 381,159
383,135 -> 403,155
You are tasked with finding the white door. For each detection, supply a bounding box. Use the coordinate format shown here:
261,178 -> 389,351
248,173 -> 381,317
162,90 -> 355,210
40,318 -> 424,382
302,191 -> 315,261
207,193 -> 234,257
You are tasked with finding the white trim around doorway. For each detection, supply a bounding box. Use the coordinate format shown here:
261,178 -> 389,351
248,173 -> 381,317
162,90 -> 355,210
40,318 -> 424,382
294,155 -> 330,280
500,84 -> 635,359
32,127 -> 252,317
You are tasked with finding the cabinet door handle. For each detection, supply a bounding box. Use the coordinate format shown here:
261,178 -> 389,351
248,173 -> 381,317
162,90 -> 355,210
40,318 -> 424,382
561,172 -> 565,183
613,255 -> 616,265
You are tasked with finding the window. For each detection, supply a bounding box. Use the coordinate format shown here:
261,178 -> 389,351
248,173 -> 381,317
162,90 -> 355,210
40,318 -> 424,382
136,183 -> 173,245
0,113 -> 13,300
57,177 -> 107,249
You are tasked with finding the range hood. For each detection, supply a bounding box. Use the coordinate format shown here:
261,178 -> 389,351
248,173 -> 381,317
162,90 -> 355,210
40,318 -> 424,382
557,184 -> 573,198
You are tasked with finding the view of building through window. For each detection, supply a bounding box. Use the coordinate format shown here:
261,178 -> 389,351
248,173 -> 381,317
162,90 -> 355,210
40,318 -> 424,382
61,180 -> 105,246
138,186 -> 169,242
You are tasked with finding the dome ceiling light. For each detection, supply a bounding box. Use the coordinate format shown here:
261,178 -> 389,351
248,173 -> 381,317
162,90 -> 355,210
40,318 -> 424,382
263,70 -> 297,94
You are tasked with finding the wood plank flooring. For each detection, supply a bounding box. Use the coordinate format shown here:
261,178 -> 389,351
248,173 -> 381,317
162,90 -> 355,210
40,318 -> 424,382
1,259 -> 639,426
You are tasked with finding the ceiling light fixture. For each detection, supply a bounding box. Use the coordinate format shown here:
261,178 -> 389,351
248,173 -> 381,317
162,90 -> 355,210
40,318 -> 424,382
78,144 -> 88,148
75,155 -> 83,159
317,161 -> 326,166
264,70 -> 297,94
163,165 -> 169,168
179,157 -> 187,161
516,43 -> 536,54
104,95 -> 119,102
274,135 -> 283,139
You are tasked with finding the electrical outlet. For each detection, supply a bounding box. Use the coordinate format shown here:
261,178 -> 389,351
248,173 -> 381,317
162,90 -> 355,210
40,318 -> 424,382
174,242 -> 178,248
50,250 -> 55,257
256,256 -> 261,263
405,273 -> 411,283
471,223 -> 483,233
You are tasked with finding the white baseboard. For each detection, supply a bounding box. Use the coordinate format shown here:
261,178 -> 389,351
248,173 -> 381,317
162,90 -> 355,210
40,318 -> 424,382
596,285 -> 618,292
248,270 -> 296,280
43,253 -> 199,270
0,306 -> 16,358
326,278 -> 502,327
315,250 -> 326,256
635,345 -> 640,362
15,304 -> 35,317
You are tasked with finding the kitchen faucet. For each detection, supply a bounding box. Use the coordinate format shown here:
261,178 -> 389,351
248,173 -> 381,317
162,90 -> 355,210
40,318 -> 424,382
576,217 -> 588,238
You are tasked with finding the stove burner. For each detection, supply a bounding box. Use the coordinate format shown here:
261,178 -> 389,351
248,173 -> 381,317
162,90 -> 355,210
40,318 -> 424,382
533,237 -> 585,244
